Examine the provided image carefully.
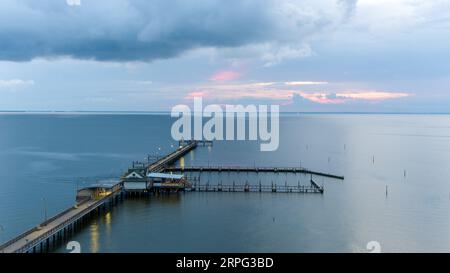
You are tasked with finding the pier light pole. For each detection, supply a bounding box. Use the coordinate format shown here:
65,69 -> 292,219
0,224 -> 4,246
42,198 -> 48,223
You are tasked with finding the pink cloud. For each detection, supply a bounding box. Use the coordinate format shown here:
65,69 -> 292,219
298,91 -> 411,104
300,93 -> 346,104
337,91 -> 410,101
185,91 -> 207,99
184,82 -> 412,106
209,70 -> 241,82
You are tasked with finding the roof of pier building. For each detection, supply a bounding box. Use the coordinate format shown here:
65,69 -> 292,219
147,173 -> 184,180
122,169 -> 147,182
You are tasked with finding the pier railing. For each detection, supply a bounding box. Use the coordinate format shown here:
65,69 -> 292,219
0,189 -> 122,253
165,165 -> 344,180
147,141 -> 198,172
0,198 -> 92,252
0,227 -> 39,252
190,183 -> 323,193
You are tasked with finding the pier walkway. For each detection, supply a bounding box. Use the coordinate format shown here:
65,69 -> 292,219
147,141 -> 198,172
0,141 -> 200,253
0,186 -> 122,253
165,166 -> 344,180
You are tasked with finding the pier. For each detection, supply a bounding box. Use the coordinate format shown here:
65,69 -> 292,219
165,166 -> 344,180
0,183 -> 122,253
147,140 -> 198,172
0,140 -> 344,253
189,177 -> 324,193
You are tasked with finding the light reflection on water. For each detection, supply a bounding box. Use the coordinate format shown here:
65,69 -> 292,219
90,222 -> 99,253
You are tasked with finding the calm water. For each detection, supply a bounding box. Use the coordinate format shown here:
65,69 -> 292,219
1,114 -> 450,252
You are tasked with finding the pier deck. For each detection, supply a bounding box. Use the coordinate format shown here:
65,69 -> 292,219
165,166 -> 344,180
147,141 -> 198,172
0,186 -> 122,253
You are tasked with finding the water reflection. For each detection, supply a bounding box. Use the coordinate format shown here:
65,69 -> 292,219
152,193 -> 182,204
90,222 -> 99,253
105,211 -> 112,236
180,157 -> 185,169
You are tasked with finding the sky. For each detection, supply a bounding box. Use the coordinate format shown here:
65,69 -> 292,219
1,0 -> 450,112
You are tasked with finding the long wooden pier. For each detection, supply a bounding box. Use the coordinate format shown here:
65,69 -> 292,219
0,186 -> 122,253
147,141 -> 198,172
0,142 -> 200,253
0,140 -> 345,253
165,166 -> 344,180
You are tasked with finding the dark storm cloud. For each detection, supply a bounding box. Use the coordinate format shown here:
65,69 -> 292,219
0,0 -> 349,62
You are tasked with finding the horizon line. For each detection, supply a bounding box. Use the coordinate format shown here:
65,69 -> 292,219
1,110 -> 450,115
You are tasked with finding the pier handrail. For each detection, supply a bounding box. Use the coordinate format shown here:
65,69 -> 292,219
166,165 -> 344,180
0,199 -> 91,251
0,227 -> 39,251
147,141 -> 197,172
192,183 -> 323,193
40,198 -> 90,227
16,190 -> 120,253
1,189 -> 121,253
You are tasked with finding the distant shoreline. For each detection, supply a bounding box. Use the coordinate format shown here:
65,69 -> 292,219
0,111 -> 450,116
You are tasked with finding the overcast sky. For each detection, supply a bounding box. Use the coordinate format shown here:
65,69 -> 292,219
1,0 -> 450,112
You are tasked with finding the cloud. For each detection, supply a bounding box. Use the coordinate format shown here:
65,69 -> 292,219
184,80 -> 411,106
285,81 -> 328,86
292,93 -> 315,106
66,0 -> 81,6
0,0 -> 355,62
261,43 -> 314,66
298,91 -> 411,104
0,79 -> 34,89
339,0 -> 358,18
337,91 -> 410,101
209,70 -> 241,82
186,82 -> 294,101
132,80 -> 153,85
299,92 -> 346,104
